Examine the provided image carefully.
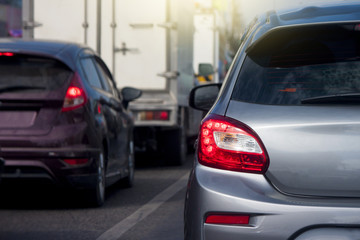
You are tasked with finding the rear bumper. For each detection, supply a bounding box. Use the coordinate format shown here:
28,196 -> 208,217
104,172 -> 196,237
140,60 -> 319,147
185,162 -> 360,240
129,91 -> 178,127
1,146 -> 100,189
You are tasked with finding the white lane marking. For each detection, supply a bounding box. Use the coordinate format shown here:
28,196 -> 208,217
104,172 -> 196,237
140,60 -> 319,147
96,172 -> 189,240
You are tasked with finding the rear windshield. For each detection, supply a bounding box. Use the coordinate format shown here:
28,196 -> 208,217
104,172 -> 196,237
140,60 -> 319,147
0,54 -> 72,93
232,23 -> 360,105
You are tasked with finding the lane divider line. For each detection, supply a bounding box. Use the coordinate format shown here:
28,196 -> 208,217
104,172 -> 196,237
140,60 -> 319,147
96,172 -> 189,240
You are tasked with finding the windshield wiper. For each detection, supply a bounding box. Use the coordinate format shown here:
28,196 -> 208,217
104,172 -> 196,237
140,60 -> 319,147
0,86 -> 46,94
301,93 -> 360,104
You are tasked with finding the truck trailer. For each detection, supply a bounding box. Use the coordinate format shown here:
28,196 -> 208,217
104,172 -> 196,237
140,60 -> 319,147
21,0 -> 211,165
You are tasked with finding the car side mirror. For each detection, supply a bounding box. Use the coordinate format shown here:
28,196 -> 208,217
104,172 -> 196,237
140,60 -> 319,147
189,83 -> 221,111
121,87 -> 142,109
198,63 -> 215,76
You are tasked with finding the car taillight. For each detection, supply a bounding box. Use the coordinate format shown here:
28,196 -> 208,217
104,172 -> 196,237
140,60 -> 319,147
62,73 -> 87,112
0,52 -> 14,57
138,110 -> 170,121
198,114 -> 269,173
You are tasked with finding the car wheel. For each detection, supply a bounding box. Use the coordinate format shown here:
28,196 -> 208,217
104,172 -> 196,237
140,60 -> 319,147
85,150 -> 106,207
122,141 -> 135,188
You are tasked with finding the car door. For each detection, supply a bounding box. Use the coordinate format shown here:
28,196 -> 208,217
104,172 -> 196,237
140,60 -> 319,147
93,57 -> 130,175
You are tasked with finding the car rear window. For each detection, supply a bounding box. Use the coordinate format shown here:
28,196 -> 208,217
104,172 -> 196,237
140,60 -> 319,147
232,23 -> 360,105
0,54 -> 72,93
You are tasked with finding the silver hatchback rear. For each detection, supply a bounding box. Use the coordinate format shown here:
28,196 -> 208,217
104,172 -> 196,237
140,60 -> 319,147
185,2 -> 360,240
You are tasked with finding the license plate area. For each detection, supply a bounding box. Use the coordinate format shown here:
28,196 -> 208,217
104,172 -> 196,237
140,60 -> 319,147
0,111 -> 37,128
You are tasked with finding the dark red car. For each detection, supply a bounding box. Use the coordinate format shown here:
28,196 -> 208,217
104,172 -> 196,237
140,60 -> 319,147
0,39 -> 141,206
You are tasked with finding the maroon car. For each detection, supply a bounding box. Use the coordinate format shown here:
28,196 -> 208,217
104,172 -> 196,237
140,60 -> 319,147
0,39 -> 141,206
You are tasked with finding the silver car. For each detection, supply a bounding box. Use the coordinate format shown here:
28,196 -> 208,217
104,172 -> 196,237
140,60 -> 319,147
185,2 -> 360,240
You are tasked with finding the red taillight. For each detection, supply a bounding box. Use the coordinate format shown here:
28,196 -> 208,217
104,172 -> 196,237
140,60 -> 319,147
62,73 -> 87,112
97,103 -> 102,114
139,110 -> 170,121
67,87 -> 82,98
205,214 -> 250,225
0,52 -> 14,57
198,114 -> 269,173
159,111 -> 169,120
63,158 -> 89,165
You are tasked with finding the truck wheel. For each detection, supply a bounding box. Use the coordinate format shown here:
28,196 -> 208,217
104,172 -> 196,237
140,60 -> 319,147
163,127 -> 187,165
85,150 -> 106,207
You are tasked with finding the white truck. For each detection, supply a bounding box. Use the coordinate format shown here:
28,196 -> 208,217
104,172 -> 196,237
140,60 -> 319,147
21,0 -> 206,165
193,7 -> 220,83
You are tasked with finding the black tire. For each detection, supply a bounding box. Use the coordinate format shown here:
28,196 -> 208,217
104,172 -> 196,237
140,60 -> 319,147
122,140 -> 135,188
85,151 -> 106,207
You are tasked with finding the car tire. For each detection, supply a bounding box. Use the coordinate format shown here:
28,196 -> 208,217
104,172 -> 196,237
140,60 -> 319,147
85,150 -> 106,207
122,140 -> 135,188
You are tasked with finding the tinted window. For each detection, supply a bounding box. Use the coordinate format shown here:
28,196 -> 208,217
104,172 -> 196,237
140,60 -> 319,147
94,58 -> 118,97
232,23 -> 360,105
80,58 -> 103,89
0,54 -> 71,92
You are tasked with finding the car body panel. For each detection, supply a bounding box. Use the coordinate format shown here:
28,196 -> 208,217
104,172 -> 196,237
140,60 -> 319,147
186,162 -> 360,240
226,100 -> 360,197
185,1 -> 360,239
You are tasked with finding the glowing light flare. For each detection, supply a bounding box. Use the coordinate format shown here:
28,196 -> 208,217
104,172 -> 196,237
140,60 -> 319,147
160,111 -> 169,120
206,146 -> 214,153
67,87 -> 82,98
203,129 -> 210,136
203,137 -> 211,145
0,52 -> 14,57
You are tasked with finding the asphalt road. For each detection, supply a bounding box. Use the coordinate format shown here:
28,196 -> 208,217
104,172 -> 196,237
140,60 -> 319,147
0,153 -> 194,240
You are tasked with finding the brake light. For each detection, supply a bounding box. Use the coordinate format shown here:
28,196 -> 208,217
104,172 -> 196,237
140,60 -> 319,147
62,73 -> 87,112
205,214 -> 250,225
67,87 -> 82,98
138,110 -> 170,121
198,114 -> 268,173
159,111 -> 169,120
0,52 -> 14,57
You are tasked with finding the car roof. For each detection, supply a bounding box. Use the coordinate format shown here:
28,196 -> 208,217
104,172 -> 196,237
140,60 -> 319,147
249,1 -> 360,49
0,39 -> 96,71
